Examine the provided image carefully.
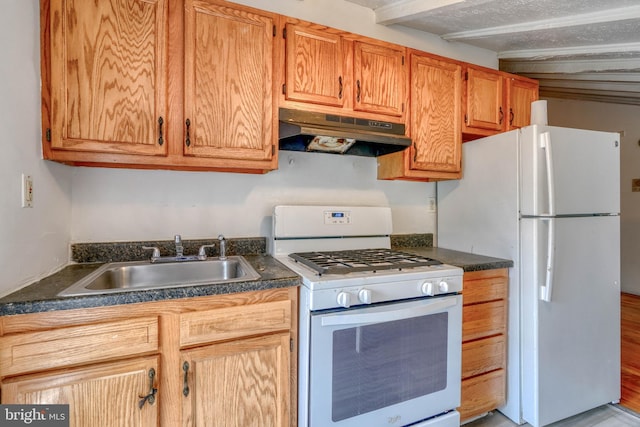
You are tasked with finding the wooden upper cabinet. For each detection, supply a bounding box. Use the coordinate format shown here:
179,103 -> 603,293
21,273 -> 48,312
506,74 -> 539,130
284,23 -> 344,107
377,52 -> 461,181
463,66 -> 504,135
184,0 -> 275,162
353,41 -> 406,117
47,0 -> 168,156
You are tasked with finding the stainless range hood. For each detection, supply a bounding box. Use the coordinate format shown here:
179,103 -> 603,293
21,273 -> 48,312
278,108 -> 411,157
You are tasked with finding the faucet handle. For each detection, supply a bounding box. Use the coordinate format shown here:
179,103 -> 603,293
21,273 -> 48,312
142,246 -> 161,261
197,244 -> 216,260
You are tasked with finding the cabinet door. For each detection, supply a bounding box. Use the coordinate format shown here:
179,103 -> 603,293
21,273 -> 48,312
184,0 -> 275,162
182,333 -> 290,427
48,0 -> 168,156
507,77 -> 539,130
464,67 -> 504,131
284,24 -> 344,107
1,357 -> 159,427
410,54 -> 462,174
353,41 -> 406,117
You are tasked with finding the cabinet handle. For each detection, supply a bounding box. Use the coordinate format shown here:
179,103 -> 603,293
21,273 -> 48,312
138,368 -> 157,409
185,119 -> 191,147
158,117 -> 164,146
413,142 -> 418,163
182,361 -> 190,397
356,80 -> 361,103
338,76 -> 343,99
499,107 -> 504,125
509,108 -> 514,125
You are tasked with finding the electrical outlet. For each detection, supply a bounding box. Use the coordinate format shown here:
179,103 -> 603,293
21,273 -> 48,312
427,197 -> 436,212
633,178 -> 640,193
21,174 -> 33,208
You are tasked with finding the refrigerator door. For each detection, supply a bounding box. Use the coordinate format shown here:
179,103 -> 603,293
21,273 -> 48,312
520,125 -> 620,216
520,215 -> 620,427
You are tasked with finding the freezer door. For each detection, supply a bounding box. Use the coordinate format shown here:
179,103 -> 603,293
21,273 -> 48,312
520,215 -> 620,427
520,125 -> 620,216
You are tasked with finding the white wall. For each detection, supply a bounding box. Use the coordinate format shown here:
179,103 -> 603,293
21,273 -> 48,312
0,0 -> 72,297
546,98 -> 640,295
1,0 -> 497,297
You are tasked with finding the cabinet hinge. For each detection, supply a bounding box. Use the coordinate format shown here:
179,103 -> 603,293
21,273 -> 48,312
45,128 -> 51,142
282,83 -> 286,95
464,114 -> 468,124
402,103 -> 405,113
273,25 -> 276,37
272,145 -> 276,156
290,338 -> 294,352
283,27 -> 287,39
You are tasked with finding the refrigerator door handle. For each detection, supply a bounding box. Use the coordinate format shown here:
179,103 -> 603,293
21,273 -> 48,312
540,131 -> 556,216
540,217 -> 555,302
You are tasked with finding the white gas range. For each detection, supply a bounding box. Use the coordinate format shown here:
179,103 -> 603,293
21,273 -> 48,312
270,205 -> 463,427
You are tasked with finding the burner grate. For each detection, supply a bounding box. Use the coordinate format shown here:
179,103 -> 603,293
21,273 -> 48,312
289,248 -> 442,275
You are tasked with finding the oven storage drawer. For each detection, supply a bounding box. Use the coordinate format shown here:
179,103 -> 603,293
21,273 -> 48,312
461,335 -> 506,379
459,369 -> 506,420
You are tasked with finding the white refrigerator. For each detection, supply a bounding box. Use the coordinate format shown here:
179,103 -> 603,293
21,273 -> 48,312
437,125 -> 620,427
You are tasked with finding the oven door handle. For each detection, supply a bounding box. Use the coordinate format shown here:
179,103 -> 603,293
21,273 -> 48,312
320,297 -> 458,327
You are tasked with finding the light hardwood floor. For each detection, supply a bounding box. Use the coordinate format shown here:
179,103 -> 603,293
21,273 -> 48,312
464,405 -> 639,427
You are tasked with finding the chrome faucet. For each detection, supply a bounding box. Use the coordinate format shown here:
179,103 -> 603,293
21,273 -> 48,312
218,234 -> 227,260
174,234 -> 184,257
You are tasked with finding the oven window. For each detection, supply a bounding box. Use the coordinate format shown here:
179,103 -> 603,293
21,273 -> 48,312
331,312 -> 448,421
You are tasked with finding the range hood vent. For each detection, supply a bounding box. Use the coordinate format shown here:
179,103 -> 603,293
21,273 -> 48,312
278,108 -> 411,157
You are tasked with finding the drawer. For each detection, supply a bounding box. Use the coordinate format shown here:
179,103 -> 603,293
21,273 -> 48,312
459,369 -> 506,421
463,270 -> 508,305
180,299 -> 291,347
462,300 -> 506,342
0,317 -> 159,377
461,335 -> 505,379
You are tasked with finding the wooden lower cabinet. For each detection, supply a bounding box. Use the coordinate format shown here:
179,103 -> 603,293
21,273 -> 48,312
0,287 -> 298,427
459,268 -> 508,422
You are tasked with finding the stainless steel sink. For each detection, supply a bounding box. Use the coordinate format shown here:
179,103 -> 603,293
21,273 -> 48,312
58,256 -> 261,297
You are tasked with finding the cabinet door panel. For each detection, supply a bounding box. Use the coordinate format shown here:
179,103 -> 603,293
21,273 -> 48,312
285,24 -> 344,107
508,78 -> 539,129
354,41 -> 405,117
49,0 -> 167,155
1,357 -> 159,427
410,55 -> 461,173
184,1 -> 274,161
465,67 -> 503,131
182,333 -> 290,427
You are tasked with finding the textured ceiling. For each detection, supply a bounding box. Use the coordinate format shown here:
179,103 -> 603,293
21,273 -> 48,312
345,0 -> 640,105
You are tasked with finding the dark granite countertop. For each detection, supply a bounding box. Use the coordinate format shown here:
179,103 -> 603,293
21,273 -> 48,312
395,246 -> 513,272
0,234 -> 511,317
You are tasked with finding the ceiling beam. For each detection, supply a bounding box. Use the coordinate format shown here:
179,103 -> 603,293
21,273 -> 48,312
441,5 -> 640,41
374,0 -> 466,25
498,42 -> 640,62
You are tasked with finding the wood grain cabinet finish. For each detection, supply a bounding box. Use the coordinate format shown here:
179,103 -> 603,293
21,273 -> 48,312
459,268 -> 508,422
378,52 -> 462,181
463,66 -> 504,136
281,19 -> 408,123
505,74 -> 539,130
41,0 -> 278,173
0,287 -> 298,427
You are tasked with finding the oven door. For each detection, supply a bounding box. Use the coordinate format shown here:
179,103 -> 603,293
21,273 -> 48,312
308,294 -> 462,427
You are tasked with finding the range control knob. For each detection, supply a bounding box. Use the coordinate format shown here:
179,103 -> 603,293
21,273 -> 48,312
336,292 -> 352,308
358,289 -> 372,304
438,281 -> 449,293
421,281 -> 435,296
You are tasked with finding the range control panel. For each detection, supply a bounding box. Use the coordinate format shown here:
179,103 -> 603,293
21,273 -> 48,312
324,210 -> 351,225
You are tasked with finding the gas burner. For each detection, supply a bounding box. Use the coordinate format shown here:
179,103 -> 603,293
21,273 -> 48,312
288,248 -> 442,275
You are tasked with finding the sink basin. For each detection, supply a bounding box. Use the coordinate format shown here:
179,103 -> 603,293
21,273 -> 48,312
58,256 -> 261,297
